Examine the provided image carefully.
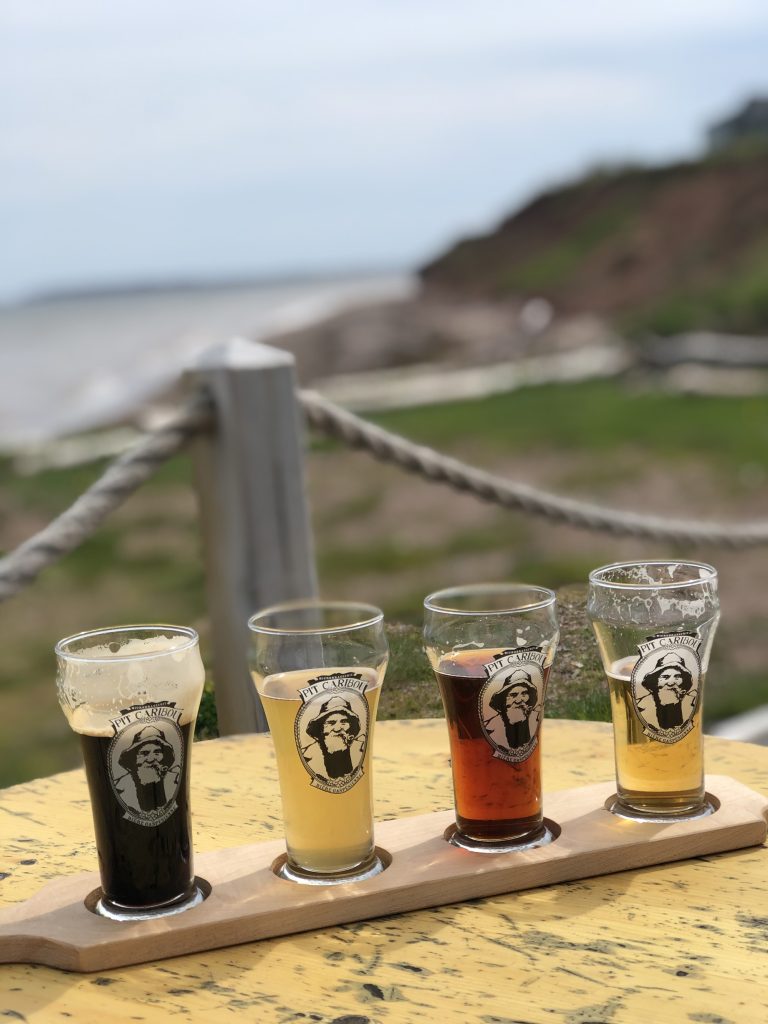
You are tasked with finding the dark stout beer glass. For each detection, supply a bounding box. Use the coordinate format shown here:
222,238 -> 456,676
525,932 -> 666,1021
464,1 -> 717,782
56,625 -> 206,919
424,584 -> 559,851
587,561 -> 720,821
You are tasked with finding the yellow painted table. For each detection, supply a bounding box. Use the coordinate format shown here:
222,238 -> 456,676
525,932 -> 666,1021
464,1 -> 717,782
2,719 -> 767,1023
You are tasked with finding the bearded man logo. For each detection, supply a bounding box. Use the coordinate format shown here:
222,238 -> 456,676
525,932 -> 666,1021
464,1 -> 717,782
485,668 -> 541,751
636,652 -> 696,732
301,695 -> 366,781
112,724 -> 181,814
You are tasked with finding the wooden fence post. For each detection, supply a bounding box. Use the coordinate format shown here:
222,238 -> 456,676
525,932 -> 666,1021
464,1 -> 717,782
187,338 -> 318,734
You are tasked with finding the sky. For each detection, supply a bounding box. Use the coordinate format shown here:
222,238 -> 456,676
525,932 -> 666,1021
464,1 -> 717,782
3,1 -> 768,302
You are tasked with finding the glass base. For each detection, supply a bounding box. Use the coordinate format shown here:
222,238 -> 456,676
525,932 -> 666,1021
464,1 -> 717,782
445,820 -> 558,854
273,849 -> 388,886
606,793 -> 718,824
91,881 -> 208,921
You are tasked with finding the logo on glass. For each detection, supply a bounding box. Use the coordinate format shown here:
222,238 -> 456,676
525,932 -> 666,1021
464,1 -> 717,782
295,673 -> 370,794
478,647 -> 546,763
108,701 -> 184,826
630,632 -> 702,744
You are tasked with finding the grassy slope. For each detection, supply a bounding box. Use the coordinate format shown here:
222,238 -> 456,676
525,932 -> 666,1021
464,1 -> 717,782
375,379 -> 768,464
422,149 -> 768,335
1,380 -> 766,785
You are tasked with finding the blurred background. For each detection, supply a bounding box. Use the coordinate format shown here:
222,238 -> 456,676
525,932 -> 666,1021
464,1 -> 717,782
2,1 -> 768,785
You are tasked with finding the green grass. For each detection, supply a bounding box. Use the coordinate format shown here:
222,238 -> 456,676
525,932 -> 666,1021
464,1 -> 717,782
553,690 -> 611,723
628,241 -> 768,336
369,380 -> 768,475
496,199 -> 639,294
318,519 -> 529,582
705,670 -> 768,723
0,448 -> 193,526
314,490 -> 383,528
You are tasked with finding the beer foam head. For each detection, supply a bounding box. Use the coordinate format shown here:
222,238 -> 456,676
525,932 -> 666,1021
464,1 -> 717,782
56,627 -> 205,736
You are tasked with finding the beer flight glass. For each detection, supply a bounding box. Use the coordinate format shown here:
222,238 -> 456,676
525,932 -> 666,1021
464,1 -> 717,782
587,561 -> 720,821
424,584 -> 559,851
248,600 -> 388,884
55,625 -> 206,919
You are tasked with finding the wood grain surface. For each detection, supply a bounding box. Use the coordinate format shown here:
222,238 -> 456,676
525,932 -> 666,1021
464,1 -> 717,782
2,719 -> 768,1023
2,775 -> 764,974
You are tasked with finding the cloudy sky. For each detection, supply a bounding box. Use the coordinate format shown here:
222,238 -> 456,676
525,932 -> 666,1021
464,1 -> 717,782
3,1 -> 768,301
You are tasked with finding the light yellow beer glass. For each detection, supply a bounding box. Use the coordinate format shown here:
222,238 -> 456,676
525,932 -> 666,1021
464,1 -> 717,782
587,561 -> 720,821
248,601 -> 388,884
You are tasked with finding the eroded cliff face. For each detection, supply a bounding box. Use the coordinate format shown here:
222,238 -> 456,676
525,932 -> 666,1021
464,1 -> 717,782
420,150 -> 768,335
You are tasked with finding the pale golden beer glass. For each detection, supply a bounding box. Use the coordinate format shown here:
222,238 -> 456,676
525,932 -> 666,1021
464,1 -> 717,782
587,561 -> 720,821
248,601 -> 388,883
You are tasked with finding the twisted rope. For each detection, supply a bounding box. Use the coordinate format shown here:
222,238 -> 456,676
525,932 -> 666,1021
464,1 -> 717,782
299,390 -> 768,548
0,393 -> 213,601
2,386 -> 768,605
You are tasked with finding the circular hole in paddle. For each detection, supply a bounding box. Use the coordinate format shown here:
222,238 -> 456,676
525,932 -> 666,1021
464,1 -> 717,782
603,793 -> 720,822
84,877 -> 211,920
271,847 -> 391,885
443,818 -> 560,853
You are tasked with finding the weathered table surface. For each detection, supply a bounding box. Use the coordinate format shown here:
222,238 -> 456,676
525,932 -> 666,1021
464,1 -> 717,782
2,719 -> 767,1024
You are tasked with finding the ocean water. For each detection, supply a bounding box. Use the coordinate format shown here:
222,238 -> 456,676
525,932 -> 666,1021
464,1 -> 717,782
0,273 -> 412,449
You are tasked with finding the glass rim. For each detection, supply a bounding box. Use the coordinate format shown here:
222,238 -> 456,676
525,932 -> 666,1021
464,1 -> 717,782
423,583 -> 556,615
247,599 -> 384,637
588,560 -> 718,592
55,624 -> 199,662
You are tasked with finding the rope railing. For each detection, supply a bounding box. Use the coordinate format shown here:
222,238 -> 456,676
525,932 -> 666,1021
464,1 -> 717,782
2,386 -> 768,604
0,393 -> 213,602
299,390 -> 768,546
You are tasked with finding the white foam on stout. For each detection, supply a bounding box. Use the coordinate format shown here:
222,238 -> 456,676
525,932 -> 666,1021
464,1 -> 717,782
258,666 -> 381,701
59,634 -> 205,737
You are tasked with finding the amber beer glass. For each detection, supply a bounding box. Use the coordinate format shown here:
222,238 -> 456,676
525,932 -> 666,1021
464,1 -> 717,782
249,601 -> 388,883
55,625 -> 206,919
587,561 -> 720,820
424,584 -> 559,850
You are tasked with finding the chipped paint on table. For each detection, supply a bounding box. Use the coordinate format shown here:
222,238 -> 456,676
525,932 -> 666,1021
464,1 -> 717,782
1,719 -> 767,1024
